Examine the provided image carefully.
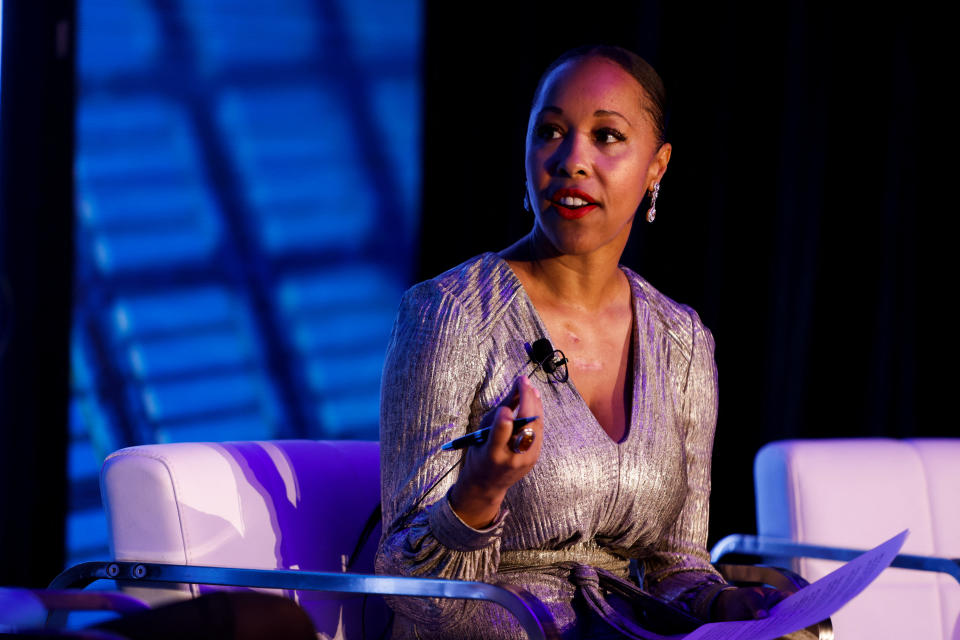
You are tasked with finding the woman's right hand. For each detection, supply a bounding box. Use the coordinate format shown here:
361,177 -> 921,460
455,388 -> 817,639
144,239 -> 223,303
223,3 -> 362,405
712,586 -> 795,621
448,375 -> 544,529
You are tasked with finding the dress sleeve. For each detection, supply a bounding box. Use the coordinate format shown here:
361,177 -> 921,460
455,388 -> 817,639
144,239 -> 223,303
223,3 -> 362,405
375,282 -> 508,628
643,309 -> 733,621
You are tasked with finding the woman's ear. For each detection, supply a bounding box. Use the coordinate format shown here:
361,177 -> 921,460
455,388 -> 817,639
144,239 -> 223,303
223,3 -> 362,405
650,142 -> 672,186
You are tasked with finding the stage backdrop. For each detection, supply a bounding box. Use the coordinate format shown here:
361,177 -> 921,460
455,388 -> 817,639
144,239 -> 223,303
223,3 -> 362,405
66,0 -> 421,566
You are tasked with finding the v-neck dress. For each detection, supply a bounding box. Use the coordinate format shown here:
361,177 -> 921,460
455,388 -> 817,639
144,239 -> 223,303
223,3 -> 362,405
376,253 -> 728,639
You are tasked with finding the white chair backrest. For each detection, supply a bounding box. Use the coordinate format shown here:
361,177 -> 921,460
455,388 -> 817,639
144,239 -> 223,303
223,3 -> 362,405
755,438 -> 960,640
101,440 -> 383,639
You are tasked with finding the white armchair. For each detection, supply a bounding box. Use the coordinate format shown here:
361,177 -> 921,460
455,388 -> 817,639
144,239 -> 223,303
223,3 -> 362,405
50,440 -> 549,640
711,438 -> 960,640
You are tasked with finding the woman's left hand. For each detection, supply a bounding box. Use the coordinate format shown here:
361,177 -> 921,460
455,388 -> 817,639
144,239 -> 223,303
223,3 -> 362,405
711,586 -> 795,621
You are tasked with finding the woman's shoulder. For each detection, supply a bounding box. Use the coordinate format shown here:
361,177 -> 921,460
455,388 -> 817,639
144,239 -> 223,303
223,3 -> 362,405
619,265 -> 714,356
399,252 -> 524,334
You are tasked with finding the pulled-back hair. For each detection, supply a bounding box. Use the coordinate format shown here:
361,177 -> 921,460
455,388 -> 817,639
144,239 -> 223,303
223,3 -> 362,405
532,45 -> 668,145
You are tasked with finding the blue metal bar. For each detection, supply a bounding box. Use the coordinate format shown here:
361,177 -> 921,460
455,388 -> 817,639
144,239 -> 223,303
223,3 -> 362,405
710,534 -> 960,584
50,561 -> 549,640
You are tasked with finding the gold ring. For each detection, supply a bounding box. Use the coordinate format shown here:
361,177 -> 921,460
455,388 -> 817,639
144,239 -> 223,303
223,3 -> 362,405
509,426 -> 536,453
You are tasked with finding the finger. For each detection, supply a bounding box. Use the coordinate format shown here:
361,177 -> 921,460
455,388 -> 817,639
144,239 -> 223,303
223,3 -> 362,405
518,377 -> 544,444
732,588 -> 767,620
763,589 -> 790,610
478,379 -> 521,433
502,375 -> 524,409
482,377 -> 522,429
497,377 -> 539,456
515,376 -> 542,426
751,588 -> 786,620
486,404 -> 519,453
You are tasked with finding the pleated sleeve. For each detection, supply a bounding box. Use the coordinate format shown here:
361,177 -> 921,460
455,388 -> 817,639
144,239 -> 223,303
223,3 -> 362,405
642,308 -> 732,621
375,280 -> 508,628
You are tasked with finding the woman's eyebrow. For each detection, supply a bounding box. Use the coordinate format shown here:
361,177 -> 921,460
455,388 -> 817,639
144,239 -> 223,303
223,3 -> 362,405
594,109 -> 632,126
537,106 -> 632,127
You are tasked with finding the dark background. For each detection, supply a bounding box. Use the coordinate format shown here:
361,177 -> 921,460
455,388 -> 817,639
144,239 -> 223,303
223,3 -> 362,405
1,0 -> 75,587
421,0 -> 948,547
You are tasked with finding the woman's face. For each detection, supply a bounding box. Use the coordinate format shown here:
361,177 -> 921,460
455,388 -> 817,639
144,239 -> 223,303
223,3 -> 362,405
525,56 -> 671,257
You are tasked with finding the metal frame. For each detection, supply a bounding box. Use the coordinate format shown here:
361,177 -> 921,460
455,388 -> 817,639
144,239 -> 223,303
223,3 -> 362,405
711,534 -> 960,584
49,561 -> 549,640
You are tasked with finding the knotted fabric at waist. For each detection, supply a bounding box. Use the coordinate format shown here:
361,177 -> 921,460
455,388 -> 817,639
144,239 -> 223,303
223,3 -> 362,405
499,545 -> 631,579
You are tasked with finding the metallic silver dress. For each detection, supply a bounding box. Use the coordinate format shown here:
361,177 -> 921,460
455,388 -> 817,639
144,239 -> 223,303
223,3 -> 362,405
377,253 -> 729,639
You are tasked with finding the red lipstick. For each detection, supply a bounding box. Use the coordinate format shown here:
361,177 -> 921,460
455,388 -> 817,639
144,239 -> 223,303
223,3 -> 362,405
548,188 -> 599,220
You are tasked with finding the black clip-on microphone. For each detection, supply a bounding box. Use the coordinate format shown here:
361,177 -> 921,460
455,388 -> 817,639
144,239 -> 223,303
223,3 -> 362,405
530,337 -> 568,376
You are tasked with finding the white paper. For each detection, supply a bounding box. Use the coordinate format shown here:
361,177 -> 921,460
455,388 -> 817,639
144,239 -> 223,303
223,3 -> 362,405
683,529 -> 908,640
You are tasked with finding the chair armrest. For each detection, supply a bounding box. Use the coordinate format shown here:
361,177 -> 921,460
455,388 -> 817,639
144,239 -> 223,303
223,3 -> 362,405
710,534 -> 960,584
50,562 -> 550,640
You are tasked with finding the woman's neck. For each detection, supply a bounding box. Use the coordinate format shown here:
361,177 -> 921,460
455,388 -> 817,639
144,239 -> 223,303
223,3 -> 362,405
499,229 -> 629,311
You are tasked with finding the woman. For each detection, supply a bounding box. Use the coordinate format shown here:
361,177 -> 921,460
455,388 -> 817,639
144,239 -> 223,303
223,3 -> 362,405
377,45 -> 793,639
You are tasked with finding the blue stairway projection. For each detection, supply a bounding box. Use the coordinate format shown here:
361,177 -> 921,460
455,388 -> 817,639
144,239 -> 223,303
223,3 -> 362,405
68,0 -> 420,565
77,95 -> 224,274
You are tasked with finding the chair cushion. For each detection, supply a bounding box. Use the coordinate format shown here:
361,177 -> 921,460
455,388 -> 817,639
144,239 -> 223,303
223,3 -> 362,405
755,438 -> 959,640
905,439 -> 960,637
101,440 -> 382,636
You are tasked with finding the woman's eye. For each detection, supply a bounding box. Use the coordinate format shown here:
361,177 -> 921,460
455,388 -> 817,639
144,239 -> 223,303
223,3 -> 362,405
535,124 -> 562,140
595,128 -> 626,144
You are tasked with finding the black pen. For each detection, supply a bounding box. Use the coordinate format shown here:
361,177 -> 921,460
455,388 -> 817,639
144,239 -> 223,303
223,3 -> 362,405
441,416 -> 539,451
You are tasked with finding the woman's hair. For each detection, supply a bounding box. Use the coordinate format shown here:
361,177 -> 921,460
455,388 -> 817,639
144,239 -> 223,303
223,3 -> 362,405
531,44 -> 668,145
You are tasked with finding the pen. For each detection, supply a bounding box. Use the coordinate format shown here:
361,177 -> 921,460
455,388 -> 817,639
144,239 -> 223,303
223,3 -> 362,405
441,416 -> 539,451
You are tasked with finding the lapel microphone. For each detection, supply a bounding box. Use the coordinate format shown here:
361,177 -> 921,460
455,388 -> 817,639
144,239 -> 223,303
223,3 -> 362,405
531,338 -> 568,375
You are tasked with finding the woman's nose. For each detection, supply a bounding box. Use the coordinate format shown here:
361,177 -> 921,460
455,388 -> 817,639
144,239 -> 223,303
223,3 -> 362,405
551,133 -> 590,177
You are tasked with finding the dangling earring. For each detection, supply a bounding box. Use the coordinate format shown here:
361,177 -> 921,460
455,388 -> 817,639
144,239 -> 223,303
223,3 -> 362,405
646,182 -> 660,223
523,191 -> 532,213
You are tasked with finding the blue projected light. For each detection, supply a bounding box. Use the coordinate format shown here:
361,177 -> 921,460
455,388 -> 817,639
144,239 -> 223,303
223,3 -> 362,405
67,1 -> 422,565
